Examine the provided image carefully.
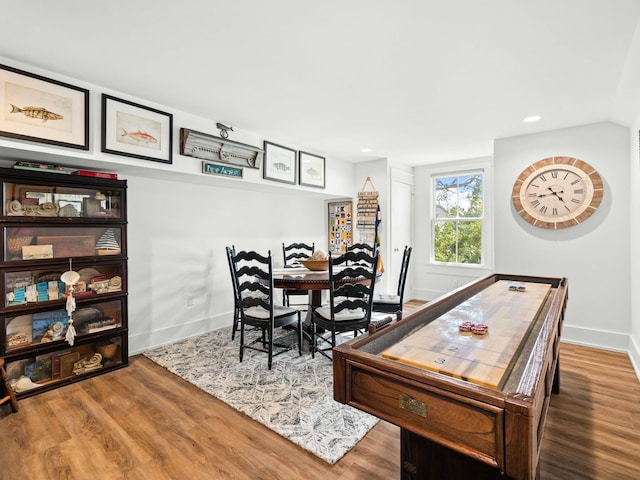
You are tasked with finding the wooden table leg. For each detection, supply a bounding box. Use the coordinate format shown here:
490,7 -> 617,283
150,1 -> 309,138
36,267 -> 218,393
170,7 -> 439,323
401,428 -> 503,479
303,290 -> 325,336
0,358 -> 19,413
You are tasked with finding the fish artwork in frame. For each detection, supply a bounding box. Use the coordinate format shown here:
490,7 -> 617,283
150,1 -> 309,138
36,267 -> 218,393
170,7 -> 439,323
101,93 -> 173,164
263,141 -> 296,184
0,64 -> 89,150
299,151 -> 326,188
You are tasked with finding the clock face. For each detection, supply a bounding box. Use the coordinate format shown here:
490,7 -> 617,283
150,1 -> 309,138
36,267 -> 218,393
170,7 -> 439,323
512,157 -> 603,229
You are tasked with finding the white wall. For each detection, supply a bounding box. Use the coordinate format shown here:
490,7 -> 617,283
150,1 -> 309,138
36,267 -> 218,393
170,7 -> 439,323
3,57 -> 639,370
0,56 -> 359,355
494,122 -> 631,352
620,18 -> 640,379
0,56 -> 356,198
126,174 -> 328,353
630,114 -> 640,376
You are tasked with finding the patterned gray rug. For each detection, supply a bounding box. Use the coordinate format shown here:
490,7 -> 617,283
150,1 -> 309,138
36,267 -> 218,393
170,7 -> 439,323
143,327 -> 379,464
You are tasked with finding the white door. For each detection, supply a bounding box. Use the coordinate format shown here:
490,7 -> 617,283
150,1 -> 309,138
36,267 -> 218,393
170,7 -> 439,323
390,174 -> 413,297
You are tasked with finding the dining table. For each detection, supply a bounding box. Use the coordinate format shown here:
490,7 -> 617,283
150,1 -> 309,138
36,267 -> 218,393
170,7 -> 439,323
272,267 -> 332,321
272,266 -> 379,325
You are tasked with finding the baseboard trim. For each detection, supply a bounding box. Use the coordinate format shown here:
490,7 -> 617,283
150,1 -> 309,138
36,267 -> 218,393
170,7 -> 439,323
560,324 -> 630,353
129,314 -> 229,355
629,335 -> 640,382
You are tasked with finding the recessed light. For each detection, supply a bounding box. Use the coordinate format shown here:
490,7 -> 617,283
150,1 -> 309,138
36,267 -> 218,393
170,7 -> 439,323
523,115 -> 541,123
361,148 -> 372,153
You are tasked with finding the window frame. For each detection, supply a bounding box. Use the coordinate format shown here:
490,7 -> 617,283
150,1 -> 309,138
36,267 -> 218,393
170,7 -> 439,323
432,170 -> 484,265
423,158 -> 493,277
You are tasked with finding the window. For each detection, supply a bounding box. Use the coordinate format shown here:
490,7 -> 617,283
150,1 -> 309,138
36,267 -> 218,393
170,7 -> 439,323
432,172 -> 483,265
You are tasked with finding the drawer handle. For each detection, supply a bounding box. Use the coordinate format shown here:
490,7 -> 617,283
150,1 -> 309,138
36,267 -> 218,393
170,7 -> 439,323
399,394 -> 427,417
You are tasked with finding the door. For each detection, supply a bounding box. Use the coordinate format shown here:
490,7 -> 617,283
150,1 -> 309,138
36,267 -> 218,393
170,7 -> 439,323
390,172 -> 413,298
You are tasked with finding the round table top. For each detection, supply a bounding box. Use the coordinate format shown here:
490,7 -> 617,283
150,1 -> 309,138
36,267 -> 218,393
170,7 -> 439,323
272,268 -> 375,290
273,270 -> 333,290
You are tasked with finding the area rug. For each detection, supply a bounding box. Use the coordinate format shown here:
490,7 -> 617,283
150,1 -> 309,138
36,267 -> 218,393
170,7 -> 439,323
143,327 -> 379,464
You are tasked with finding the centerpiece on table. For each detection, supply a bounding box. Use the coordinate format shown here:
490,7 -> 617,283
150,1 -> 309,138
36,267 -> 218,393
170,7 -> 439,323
300,250 -> 329,271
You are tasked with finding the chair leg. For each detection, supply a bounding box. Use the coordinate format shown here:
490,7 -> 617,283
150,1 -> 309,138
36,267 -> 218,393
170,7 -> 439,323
297,312 -> 303,356
311,321 -> 316,359
239,320 -> 245,362
267,325 -> 274,370
231,304 -> 239,340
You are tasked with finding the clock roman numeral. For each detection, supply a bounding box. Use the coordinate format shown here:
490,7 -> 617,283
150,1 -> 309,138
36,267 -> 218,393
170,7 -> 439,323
551,170 -> 558,179
552,207 -> 558,215
531,199 -> 540,208
539,174 -> 547,182
539,206 -> 547,214
571,179 -> 580,185
574,189 -> 584,194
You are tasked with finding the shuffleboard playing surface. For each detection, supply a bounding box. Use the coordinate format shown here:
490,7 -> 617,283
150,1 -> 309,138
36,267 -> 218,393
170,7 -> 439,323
381,280 -> 552,389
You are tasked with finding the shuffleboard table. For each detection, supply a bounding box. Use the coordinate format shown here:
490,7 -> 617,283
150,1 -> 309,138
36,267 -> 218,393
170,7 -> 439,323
333,274 -> 568,480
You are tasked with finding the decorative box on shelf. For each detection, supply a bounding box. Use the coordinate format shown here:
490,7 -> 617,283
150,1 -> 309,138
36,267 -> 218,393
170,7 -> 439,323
0,166 -> 128,399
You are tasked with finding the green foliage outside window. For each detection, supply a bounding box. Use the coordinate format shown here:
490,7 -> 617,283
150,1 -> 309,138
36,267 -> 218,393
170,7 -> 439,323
433,173 -> 483,264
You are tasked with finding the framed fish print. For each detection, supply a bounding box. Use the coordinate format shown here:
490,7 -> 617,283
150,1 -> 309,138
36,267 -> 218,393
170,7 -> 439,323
263,141 -> 296,184
0,64 -> 89,150
299,151 -> 326,188
101,94 -> 173,164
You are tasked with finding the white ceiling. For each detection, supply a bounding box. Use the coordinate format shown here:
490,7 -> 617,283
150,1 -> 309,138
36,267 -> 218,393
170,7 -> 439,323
2,0 -> 640,166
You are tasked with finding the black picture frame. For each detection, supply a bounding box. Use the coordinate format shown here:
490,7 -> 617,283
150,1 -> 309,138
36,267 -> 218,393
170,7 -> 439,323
0,64 -> 89,150
263,141 -> 296,184
299,151 -> 326,188
101,94 -> 173,164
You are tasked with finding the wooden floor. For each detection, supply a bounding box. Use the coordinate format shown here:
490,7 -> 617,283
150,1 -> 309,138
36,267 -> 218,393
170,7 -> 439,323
1,301 -> 639,479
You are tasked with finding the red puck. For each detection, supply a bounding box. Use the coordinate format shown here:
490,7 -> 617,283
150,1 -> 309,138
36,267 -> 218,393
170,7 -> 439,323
459,321 -> 475,332
472,324 -> 488,335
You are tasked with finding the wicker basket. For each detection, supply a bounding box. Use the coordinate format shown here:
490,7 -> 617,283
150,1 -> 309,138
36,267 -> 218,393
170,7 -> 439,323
96,343 -> 119,360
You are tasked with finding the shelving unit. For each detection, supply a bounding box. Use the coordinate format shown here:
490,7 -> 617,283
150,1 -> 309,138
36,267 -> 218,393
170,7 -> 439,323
0,167 -> 128,398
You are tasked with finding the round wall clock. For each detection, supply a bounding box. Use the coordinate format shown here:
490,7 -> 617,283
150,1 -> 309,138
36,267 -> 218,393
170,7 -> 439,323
512,156 -> 604,229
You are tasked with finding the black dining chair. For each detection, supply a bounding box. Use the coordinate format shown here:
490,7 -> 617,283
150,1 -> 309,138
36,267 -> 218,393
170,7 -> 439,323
225,245 -> 242,340
373,245 -> 412,314
346,242 -> 376,256
229,248 -> 302,369
346,242 -> 378,267
282,242 -> 314,308
310,249 -> 378,359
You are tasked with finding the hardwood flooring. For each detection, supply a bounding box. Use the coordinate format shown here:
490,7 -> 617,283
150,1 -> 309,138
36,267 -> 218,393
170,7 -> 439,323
1,301 -> 639,479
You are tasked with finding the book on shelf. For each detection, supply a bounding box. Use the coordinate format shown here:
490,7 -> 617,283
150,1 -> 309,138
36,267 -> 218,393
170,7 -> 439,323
52,349 -> 72,380
86,323 -> 121,334
73,170 -> 118,179
12,161 -> 75,174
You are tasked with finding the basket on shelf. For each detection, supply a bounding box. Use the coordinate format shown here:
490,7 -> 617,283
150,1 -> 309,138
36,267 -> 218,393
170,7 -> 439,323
96,342 -> 119,360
